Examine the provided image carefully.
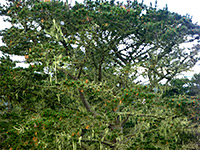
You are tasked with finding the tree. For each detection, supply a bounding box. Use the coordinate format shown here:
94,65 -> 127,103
164,78 -> 191,96
1,0 -> 199,87
189,73 -> 200,96
164,73 -> 200,97
138,6 -> 200,89
0,0 -> 200,149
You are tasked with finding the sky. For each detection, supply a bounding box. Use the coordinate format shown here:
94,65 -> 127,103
0,0 -> 200,77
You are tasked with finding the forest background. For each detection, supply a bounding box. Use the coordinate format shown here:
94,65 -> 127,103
0,0 -> 200,150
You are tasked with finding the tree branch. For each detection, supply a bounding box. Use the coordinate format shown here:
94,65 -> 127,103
57,67 -> 97,116
78,89 -> 97,116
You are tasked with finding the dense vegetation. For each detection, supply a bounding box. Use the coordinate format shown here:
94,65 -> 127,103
0,0 -> 200,149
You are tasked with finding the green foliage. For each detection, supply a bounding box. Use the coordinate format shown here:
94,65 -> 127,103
0,0 -> 200,149
189,73 -> 200,96
165,73 -> 200,97
164,78 -> 190,96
